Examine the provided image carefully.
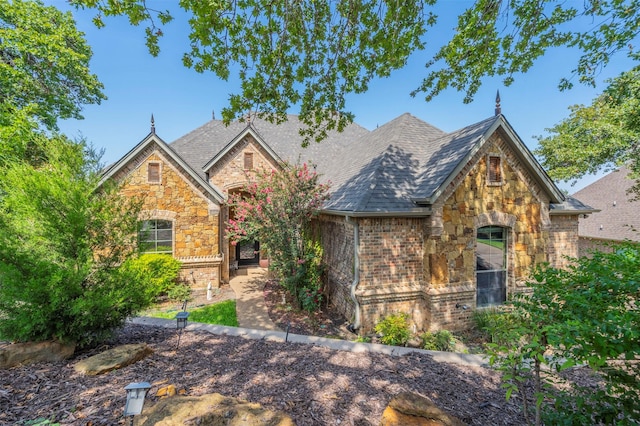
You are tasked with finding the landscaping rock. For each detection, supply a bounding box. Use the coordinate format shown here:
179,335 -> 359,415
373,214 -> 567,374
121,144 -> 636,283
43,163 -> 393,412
74,343 -> 152,375
380,392 -> 466,426
0,341 -> 76,369
136,392 -> 295,425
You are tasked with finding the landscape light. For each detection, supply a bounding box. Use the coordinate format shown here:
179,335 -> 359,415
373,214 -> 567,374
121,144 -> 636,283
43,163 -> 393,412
124,381 -> 152,423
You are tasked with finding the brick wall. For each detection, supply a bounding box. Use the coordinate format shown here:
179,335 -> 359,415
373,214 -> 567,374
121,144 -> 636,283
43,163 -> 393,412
547,214 -> 579,268
316,215 -> 355,323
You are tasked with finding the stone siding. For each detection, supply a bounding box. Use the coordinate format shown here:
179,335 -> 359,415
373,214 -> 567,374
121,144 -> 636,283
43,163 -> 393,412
206,135 -> 280,193
118,150 -> 222,287
425,134 -> 550,330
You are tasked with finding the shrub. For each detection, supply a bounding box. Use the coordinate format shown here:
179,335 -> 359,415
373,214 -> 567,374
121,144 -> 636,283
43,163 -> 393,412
421,330 -> 455,351
472,306 -> 517,345
0,139 -> 150,347
120,254 -> 184,302
375,312 -> 411,346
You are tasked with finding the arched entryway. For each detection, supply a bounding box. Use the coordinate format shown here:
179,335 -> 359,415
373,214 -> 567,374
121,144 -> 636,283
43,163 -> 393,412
227,188 -> 262,267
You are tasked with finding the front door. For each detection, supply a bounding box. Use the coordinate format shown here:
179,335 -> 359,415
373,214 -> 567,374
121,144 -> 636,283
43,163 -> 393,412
236,240 -> 260,266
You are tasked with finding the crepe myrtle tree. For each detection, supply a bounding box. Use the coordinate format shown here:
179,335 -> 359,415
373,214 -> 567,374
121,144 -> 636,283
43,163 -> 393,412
72,0 -> 640,143
226,162 -> 329,311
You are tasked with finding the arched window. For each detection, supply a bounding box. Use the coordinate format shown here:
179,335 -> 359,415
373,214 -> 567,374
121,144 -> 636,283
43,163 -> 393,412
139,219 -> 173,254
476,226 -> 507,307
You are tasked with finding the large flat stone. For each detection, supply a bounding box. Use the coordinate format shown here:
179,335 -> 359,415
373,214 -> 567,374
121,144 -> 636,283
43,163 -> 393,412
0,341 -> 76,369
380,392 -> 466,426
136,392 -> 295,426
74,343 -> 152,376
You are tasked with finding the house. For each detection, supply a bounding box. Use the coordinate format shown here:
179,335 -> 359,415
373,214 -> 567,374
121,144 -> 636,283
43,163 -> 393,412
100,110 -> 595,332
572,167 -> 639,256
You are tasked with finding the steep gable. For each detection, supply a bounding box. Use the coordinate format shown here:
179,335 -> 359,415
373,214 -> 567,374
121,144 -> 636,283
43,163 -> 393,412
100,132 -> 225,205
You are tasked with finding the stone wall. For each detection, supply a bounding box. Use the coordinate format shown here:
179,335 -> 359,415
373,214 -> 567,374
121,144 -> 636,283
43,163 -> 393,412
424,134 -> 550,330
206,135 -> 280,193
118,150 -> 222,287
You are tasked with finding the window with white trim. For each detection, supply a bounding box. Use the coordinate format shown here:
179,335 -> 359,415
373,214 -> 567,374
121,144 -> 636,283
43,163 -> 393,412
139,219 -> 173,254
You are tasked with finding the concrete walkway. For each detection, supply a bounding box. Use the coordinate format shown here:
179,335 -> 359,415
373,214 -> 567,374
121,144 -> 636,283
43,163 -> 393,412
228,267 -> 281,331
131,265 -> 488,368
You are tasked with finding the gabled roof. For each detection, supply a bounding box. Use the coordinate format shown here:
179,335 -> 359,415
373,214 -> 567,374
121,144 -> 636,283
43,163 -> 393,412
572,167 -> 639,241
324,114 -> 569,215
99,132 -> 225,203
170,115 -> 369,181
201,124 -> 284,173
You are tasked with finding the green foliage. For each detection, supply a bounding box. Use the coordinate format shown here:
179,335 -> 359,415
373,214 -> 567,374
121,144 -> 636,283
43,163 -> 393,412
375,312 -> 411,346
0,0 -> 105,131
73,1 -> 639,141
472,307 -> 518,346
227,162 -> 329,312
420,330 -> 455,352
485,243 -> 640,425
120,254 -> 183,302
536,67 -> 640,197
0,138 -> 147,347
23,419 -> 60,426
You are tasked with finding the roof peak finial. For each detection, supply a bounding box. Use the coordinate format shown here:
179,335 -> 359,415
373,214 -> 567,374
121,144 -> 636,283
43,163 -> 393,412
151,113 -> 156,134
495,90 -> 502,116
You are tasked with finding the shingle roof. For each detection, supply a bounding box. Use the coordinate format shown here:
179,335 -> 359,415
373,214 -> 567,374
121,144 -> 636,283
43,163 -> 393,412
168,112 -> 578,215
170,115 -> 369,180
572,167 -> 639,241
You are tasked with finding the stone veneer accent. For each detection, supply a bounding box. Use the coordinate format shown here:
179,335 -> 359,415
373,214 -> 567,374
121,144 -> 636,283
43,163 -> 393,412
422,134 -> 551,331
118,149 -> 222,288
206,135 -> 280,193
320,132 -> 567,334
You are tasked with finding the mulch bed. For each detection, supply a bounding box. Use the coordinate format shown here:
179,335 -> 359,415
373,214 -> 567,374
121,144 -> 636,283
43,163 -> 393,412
0,278 -> 601,425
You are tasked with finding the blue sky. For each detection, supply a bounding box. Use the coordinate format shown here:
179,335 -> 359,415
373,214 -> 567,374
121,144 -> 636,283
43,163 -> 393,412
49,1 -> 637,193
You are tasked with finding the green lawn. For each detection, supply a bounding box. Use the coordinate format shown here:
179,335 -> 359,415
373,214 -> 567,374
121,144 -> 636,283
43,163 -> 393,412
478,239 -> 504,250
145,299 -> 238,327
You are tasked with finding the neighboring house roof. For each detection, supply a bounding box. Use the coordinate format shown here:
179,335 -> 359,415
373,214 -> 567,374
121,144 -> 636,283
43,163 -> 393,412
100,132 -> 226,203
168,112 -> 596,216
572,167 -> 639,241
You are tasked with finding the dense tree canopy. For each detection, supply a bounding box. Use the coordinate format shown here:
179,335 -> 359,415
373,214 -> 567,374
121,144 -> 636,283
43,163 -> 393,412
0,0 -> 105,131
71,0 -> 640,142
535,67 -> 640,198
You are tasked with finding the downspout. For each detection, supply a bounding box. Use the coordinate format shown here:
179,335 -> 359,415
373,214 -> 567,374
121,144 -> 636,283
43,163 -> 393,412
345,216 -> 361,333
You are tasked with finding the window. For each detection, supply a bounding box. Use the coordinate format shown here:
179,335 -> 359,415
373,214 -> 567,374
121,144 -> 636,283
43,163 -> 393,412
476,226 -> 507,307
244,152 -> 254,170
148,162 -> 161,183
139,219 -> 173,254
487,155 -> 502,184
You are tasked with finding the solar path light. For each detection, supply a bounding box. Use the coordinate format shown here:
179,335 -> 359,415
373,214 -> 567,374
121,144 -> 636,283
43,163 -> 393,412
124,382 -> 151,425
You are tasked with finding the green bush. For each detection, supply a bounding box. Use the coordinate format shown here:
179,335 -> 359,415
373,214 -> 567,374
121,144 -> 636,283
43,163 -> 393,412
120,254 -> 184,302
420,330 -> 455,351
472,306 -> 517,345
0,139 -> 151,347
375,312 -> 411,346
